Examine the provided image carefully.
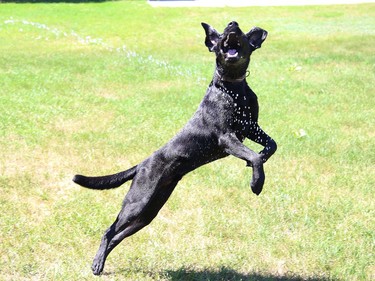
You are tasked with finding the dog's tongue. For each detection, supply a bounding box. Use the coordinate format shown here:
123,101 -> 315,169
228,49 -> 238,55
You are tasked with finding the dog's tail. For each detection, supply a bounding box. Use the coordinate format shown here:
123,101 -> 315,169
72,165 -> 137,190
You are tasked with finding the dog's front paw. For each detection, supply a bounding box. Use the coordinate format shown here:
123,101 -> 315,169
250,160 -> 265,195
250,175 -> 264,195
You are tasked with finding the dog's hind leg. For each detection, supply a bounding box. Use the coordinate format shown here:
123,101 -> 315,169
91,178 -> 179,275
91,217 -> 146,275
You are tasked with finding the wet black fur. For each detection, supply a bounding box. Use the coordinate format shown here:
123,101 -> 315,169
73,21 -> 277,275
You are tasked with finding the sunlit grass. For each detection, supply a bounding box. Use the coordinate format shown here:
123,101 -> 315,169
0,1 -> 374,280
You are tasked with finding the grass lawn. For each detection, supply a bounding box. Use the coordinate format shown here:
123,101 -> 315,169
0,1 -> 374,280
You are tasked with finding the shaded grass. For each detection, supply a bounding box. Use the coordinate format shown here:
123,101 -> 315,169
0,1 -> 374,280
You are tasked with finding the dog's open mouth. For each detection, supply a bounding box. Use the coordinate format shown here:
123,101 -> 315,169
222,32 -> 241,60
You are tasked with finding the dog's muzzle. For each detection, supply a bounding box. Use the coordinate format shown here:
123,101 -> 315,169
222,32 -> 241,61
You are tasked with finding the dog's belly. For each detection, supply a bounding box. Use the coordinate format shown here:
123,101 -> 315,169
167,135 -> 226,172
143,132 -> 227,182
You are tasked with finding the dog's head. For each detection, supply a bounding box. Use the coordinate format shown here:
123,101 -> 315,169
202,21 -> 267,80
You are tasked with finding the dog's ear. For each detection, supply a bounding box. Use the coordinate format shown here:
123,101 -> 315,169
246,27 -> 268,51
201,22 -> 220,52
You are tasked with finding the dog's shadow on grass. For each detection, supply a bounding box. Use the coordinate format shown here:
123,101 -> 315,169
161,267 -> 336,281
108,266 -> 337,281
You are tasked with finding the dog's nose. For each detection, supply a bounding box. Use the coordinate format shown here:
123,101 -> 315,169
228,21 -> 238,27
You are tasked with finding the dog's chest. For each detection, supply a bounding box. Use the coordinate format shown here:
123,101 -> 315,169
219,86 -> 254,140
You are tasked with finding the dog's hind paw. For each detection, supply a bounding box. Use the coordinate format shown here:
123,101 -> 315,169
92,262 -> 104,276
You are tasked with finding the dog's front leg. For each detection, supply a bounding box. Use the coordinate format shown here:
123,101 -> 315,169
219,133 -> 264,195
248,122 -> 277,163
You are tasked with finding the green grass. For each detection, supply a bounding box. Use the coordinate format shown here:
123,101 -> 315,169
0,1 -> 374,280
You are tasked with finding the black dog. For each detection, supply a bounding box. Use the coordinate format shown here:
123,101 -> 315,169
73,21 -> 277,275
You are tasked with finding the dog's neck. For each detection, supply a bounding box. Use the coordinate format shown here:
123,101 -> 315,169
215,69 -> 247,83
212,69 -> 249,99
